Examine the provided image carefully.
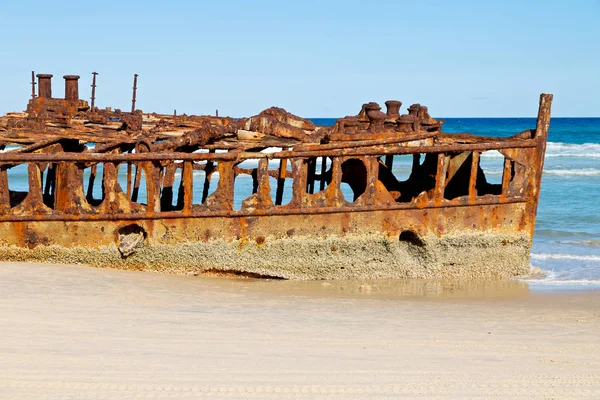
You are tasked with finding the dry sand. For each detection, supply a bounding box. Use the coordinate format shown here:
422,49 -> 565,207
0,262 -> 599,399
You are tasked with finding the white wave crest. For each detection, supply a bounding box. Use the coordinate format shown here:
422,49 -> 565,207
480,142 -> 600,159
530,253 -> 600,262
519,270 -> 600,286
544,168 -> 600,176
544,142 -> 600,158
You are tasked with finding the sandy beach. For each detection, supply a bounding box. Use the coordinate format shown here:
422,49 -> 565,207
1,262 -> 599,399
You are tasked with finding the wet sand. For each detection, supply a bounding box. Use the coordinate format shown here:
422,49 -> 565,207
1,262 -> 599,399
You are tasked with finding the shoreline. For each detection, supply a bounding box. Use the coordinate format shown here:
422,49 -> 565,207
1,261 -> 599,399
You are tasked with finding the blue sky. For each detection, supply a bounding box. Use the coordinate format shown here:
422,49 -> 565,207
1,0 -> 598,117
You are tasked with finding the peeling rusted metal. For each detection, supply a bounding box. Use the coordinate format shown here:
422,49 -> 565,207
0,71 -> 553,279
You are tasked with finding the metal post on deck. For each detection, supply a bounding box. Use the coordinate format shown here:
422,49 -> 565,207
131,73 -> 138,113
90,72 -> 98,111
30,71 -> 36,100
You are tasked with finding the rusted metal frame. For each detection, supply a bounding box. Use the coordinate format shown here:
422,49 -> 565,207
267,169 -> 292,179
500,157 -> 513,201
8,138 -> 63,154
0,196 -> 530,222
131,163 -> 142,202
295,131 -> 437,151
181,160 -> 193,215
362,156 -> 381,206
90,141 -> 136,154
525,93 -> 553,236
436,132 -> 535,144
19,163 -> 46,211
468,151 -> 480,203
97,162 -> 125,213
234,167 -> 255,175
0,166 -> 10,212
290,158 -> 307,207
214,161 -> 234,211
250,158 -> 273,209
272,140 -> 538,160
148,161 -> 161,213
327,130 -> 434,142
329,156 -> 344,204
1,130 -> 131,144
126,162 -> 132,199
0,139 -> 539,163
200,143 -> 254,150
532,94 -> 553,198
433,153 -> 449,205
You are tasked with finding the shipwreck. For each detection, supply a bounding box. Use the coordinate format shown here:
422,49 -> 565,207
0,72 -> 552,279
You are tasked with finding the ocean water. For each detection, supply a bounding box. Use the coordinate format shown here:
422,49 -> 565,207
315,117 -> 600,286
2,118 -> 599,286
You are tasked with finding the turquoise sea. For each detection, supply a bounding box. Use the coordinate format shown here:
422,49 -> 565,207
314,117 -> 600,287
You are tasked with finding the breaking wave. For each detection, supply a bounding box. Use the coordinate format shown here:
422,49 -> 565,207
480,142 -> 600,159
530,253 -> 600,262
545,142 -> 600,158
544,168 -> 600,176
520,270 -> 600,286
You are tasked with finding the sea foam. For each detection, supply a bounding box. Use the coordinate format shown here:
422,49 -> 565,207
530,253 -> 600,262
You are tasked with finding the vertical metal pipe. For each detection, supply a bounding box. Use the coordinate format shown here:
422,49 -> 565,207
90,72 -> 98,111
31,71 -> 36,100
131,73 -> 138,113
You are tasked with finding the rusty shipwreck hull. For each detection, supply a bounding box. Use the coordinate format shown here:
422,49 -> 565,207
0,73 -> 552,279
